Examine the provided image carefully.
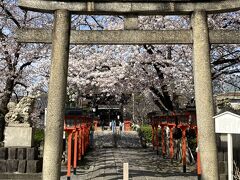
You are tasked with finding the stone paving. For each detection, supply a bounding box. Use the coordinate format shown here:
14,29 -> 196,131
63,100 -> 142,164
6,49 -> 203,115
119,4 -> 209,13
61,130 -> 197,180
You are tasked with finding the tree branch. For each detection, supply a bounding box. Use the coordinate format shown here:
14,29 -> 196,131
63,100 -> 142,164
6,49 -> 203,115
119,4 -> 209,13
90,16 -> 104,29
0,1 -> 21,28
19,61 -> 32,71
14,81 -> 27,89
212,57 -> 240,66
212,69 -> 240,80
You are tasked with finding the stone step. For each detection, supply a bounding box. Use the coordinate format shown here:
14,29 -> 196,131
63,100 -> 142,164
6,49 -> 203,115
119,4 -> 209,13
7,159 -> 18,173
26,160 -> 42,173
0,159 -> 42,173
0,173 -> 41,179
0,147 -> 37,160
0,148 -> 7,160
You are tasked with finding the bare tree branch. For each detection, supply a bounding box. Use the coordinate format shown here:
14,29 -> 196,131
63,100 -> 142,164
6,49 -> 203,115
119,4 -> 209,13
0,0 -> 21,28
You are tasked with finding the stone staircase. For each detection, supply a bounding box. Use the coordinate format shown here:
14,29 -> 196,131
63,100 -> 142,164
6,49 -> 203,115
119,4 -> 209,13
0,147 -> 42,174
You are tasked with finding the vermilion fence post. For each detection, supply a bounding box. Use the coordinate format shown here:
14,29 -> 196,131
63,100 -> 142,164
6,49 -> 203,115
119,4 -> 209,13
64,115 -> 92,179
78,128 -> 82,160
67,132 -> 72,180
73,130 -> 78,175
155,112 -> 198,174
194,127 -> 201,179
81,124 -> 85,156
168,124 -> 175,162
84,124 -> 87,152
182,127 -> 187,173
160,124 -> 166,157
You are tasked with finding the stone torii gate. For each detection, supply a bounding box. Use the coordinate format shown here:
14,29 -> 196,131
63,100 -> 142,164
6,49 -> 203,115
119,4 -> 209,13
17,0 -> 240,180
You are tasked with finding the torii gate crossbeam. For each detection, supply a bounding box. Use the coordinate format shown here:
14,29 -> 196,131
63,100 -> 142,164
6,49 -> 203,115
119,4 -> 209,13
17,29 -> 240,44
17,1 -> 240,180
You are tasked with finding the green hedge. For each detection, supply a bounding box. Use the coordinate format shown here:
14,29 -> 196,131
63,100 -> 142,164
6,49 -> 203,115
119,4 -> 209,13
138,125 -> 152,143
138,125 -> 163,143
34,129 -> 44,147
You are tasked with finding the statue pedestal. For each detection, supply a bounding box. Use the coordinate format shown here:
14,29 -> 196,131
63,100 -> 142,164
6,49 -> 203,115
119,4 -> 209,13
4,126 -> 33,147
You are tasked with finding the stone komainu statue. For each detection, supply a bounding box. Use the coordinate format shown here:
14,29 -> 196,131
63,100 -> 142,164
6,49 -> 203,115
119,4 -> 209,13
5,96 -> 36,126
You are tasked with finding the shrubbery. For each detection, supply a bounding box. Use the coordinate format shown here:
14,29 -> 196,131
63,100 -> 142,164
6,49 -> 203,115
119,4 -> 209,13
34,129 -> 44,147
138,124 -> 152,143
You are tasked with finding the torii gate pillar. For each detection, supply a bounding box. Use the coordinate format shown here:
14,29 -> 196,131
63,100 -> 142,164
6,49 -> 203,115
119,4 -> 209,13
192,11 -> 218,180
42,10 -> 70,180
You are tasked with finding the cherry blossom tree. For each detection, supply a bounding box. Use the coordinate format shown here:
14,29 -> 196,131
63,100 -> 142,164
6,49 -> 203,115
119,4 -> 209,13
0,0 -> 51,140
209,12 -> 240,93
68,14 -> 239,114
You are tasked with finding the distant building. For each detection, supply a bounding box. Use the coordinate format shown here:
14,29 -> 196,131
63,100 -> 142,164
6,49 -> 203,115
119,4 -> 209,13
97,105 -> 122,126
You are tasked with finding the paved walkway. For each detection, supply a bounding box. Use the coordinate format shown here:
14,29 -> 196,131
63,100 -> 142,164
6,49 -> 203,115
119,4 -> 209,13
61,130 -> 197,180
